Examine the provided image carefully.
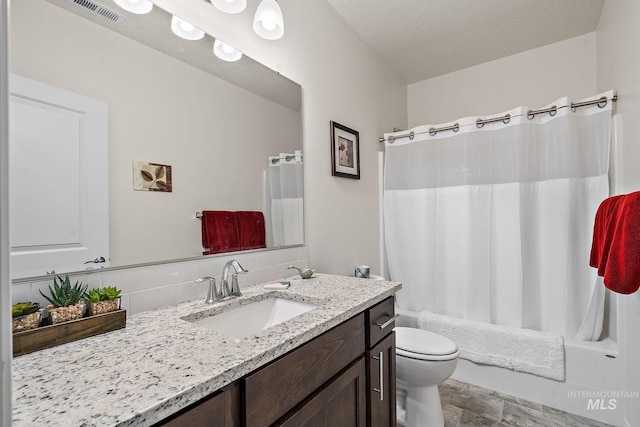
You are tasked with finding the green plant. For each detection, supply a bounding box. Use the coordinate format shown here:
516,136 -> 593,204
11,302 -> 40,318
101,286 -> 121,301
83,286 -> 121,303
83,288 -> 102,303
40,275 -> 88,307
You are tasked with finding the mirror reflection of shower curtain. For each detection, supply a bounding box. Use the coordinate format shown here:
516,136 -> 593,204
268,151 -> 304,247
383,92 -> 614,341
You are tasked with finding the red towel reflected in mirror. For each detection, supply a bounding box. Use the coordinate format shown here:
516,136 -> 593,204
237,211 -> 266,251
201,210 -> 266,255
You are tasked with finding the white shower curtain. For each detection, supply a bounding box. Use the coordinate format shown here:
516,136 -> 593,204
384,92 -> 614,340
268,151 -> 304,247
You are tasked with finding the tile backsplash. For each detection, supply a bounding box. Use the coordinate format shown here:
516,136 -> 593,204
12,246 -> 308,316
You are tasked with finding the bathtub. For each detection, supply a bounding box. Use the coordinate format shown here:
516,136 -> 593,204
396,307 -> 626,426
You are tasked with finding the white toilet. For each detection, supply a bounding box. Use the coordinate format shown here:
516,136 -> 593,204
395,326 -> 459,427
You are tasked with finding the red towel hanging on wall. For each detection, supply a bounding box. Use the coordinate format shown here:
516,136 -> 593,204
201,211 -> 240,254
590,191 -> 640,294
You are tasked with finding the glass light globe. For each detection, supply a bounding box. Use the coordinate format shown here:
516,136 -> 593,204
213,39 -> 243,62
113,0 -> 153,14
171,16 -> 205,41
210,0 -> 247,14
253,0 -> 284,40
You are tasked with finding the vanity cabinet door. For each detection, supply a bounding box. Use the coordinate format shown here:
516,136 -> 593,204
274,357 -> 366,427
244,313 -> 365,427
155,381 -> 241,427
367,332 -> 397,427
365,296 -> 397,426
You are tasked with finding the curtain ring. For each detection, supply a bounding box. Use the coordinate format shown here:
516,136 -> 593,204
453,123 -> 459,132
429,127 -> 437,136
476,119 -> 485,129
597,96 -> 608,108
528,106 -> 557,120
502,114 -> 511,124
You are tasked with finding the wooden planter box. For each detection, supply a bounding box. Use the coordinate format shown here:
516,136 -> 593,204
13,309 -> 126,357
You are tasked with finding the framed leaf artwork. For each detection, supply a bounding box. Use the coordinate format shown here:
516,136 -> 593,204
133,161 -> 172,192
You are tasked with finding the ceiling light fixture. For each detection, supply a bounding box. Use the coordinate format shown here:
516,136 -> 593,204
171,15 -> 205,41
213,39 -> 243,62
210,0 -> 247,14
113,0 -> 153,14
253,0 -> 284,40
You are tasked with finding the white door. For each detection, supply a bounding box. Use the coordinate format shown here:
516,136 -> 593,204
9,74 -> 109,278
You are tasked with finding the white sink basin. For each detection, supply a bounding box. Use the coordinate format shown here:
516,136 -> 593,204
193,297 -> 318,339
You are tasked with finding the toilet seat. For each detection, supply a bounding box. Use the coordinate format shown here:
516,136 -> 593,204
395,327 -> 458,361
396,346 -> 459,361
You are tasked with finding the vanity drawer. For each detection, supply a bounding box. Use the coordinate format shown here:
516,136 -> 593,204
244,313 -> 365,427
366,296 -> 396,347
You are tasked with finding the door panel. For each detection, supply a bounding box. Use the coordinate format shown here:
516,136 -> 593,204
9,74 -> 109,278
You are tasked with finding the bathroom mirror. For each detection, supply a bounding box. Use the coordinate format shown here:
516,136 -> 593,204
9,0 -> 303,279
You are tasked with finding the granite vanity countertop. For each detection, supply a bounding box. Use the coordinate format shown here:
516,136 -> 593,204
12,273 -> 401,427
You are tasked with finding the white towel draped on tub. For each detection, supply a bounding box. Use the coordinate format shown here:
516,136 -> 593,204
417,311 -> 565,381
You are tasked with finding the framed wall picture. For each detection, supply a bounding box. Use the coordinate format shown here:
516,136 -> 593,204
330,121 -> 360,179
133,161 -> 173,192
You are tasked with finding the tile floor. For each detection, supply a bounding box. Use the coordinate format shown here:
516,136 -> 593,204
439,379 -> 614,427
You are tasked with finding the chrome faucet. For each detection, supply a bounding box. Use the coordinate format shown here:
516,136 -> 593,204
221,260 -> 248,298
194,276 -> 223,304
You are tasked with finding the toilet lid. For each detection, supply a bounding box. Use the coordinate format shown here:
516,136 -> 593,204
396,346 -> 459,361
395,327 -> 458,356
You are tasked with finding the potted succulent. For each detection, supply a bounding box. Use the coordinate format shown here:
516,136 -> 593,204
39,275 -> 88,324
84,286 -> 122,316
11,302 -> 41,332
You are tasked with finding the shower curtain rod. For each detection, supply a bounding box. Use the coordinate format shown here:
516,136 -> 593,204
379,95 -> 618,143
269,154 -> 304,164
270,155 -> 293,164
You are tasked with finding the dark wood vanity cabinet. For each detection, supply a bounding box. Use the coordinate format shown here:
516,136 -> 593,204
157,296 -> 397,427
157,381 -> 241,427
367,333 -> 396,427
273,358 -> 367,427
260,296 -> 397,427
366,297 -> 397,427
245,313 -> 366,427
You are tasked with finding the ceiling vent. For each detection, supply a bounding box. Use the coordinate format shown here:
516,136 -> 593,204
67,0 -> 125,23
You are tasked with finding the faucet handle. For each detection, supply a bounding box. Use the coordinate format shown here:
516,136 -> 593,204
230,261 -> 248,297
195,277 -> 222,304
230,271 -> 246,297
